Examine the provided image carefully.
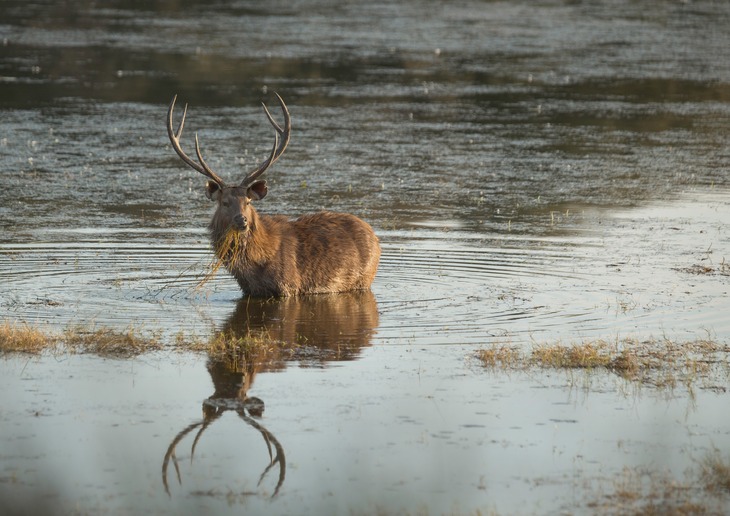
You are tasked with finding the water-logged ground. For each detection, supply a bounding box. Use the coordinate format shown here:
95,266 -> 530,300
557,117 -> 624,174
2,1 -> 730,514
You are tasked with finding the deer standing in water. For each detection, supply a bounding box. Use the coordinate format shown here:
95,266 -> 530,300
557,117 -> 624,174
167,94 -> 380,297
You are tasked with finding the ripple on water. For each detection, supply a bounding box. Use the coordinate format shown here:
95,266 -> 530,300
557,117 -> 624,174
2,201 -> 728,346
374,237 -> 606,345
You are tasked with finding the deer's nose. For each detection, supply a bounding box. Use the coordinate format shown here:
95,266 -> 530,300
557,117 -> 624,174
233,214 -> 248,229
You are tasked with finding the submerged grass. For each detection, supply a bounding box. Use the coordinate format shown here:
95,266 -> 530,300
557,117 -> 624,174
584,450 -> 730,515
477,337 -> 730,389
700,449 -> 730,495
590,466 -> 712,515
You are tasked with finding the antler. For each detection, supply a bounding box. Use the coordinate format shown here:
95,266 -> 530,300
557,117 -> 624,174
240,92 -> 291,188
167,95 -> 227,186
239,409 -> 286,497
162,398 -> 286,498
161,419 -> 206,496
167,94 -> 291,189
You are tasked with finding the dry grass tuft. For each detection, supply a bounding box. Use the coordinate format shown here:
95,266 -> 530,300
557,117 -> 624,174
1,319 -> 285,362
700,449 -> 730,494
197,227 -> 246,290
586,456 -> 730,515
205,328 -> 286,374
0,321 -> 58,354
532,342 -> 612,369
0,320 -> 165,357
477,337 -> 730,389
476,344 -> 521,369
62,325 -> 163,357
596,467 -> 705,515
674,260 -> 729,277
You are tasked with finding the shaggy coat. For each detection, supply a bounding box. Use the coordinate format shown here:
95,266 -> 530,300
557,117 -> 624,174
208,192 -> 380,297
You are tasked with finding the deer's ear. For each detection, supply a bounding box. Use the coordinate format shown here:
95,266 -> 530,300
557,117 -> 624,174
247,180 -> 268,201
205,181 -> 222,201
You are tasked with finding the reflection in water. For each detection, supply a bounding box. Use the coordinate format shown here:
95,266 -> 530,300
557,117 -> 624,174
161,398 -> 285,498
161,349 -> 286,498
162,291 -> 379,497
225,290 -> 380,364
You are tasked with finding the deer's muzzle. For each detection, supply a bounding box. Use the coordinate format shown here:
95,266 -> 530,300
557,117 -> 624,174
233,214 -> 248,230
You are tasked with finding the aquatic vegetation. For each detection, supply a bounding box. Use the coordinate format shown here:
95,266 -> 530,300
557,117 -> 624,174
205,328 -> 281,371
0,320 -> 162,357
62,324 -> 164,357
700,449 -> 730,495
0,321 -> 55,354
477,337 -> 730,389
0,318 -> 287,364
474,344 -> 521,369
588,464 -> 724,515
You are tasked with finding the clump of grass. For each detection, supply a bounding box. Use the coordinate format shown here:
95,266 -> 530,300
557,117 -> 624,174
476,344 -> 521,369
1,321 -> 166,357
476,337 -> 730,389
0,319 -> 287,363
62,324 -> 163,357
0,321 -> 58,354
206,328 -> 284,373
592,466 -> 708,515
700,449 -> 730,494
197,228 -> 246,290
532,342 -> 612,369
674,259 -> 729,276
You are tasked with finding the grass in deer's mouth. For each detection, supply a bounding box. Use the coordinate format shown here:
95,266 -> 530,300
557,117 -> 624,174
196,227 -> 246,290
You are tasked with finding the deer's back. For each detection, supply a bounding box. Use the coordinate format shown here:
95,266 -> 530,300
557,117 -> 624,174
239,211 -> 380,296
288,211 -> 380,294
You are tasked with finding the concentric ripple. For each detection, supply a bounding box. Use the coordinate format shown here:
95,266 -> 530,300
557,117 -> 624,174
2,200 -> 728,347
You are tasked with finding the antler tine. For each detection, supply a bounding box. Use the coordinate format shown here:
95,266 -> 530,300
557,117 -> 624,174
161,420 -> 205,496
191,411 -> 222,460
167,95 -> 226,186
262,92 -> 291,164
240,93 -> 291,187
241,129 -> 279,188
240,410 -> 287,497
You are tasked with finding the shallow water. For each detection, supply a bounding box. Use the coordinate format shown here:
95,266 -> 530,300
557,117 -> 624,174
2,0 -> 730,514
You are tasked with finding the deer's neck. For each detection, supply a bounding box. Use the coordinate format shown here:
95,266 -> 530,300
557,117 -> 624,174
244,213 -> 279,264
208,211 -> 278,267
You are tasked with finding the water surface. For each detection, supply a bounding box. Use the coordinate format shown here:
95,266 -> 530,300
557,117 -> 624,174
1,1 -> 729,514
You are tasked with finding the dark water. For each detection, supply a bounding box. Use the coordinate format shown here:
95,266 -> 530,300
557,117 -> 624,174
1,1 -> 730,514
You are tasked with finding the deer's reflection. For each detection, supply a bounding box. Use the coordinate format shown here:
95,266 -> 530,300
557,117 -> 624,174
162,290 -> 379,498
228,289 -> 379,362
162,340 -> 285,497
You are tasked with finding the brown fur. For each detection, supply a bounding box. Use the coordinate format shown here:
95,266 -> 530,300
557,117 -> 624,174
167,94 -> 379,297
208,186 -> 380,297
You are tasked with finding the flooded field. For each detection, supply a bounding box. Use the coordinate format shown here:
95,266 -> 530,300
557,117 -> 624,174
1,0 -> 730,514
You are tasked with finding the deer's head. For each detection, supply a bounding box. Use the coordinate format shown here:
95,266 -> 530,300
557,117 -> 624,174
167,94 -> 291,235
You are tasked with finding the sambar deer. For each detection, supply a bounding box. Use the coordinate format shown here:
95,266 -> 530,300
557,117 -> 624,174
167,94 -> 380,297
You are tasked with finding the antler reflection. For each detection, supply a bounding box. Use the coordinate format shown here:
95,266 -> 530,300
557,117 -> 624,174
162,396 -> 285,498
162,342 -> 286,498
